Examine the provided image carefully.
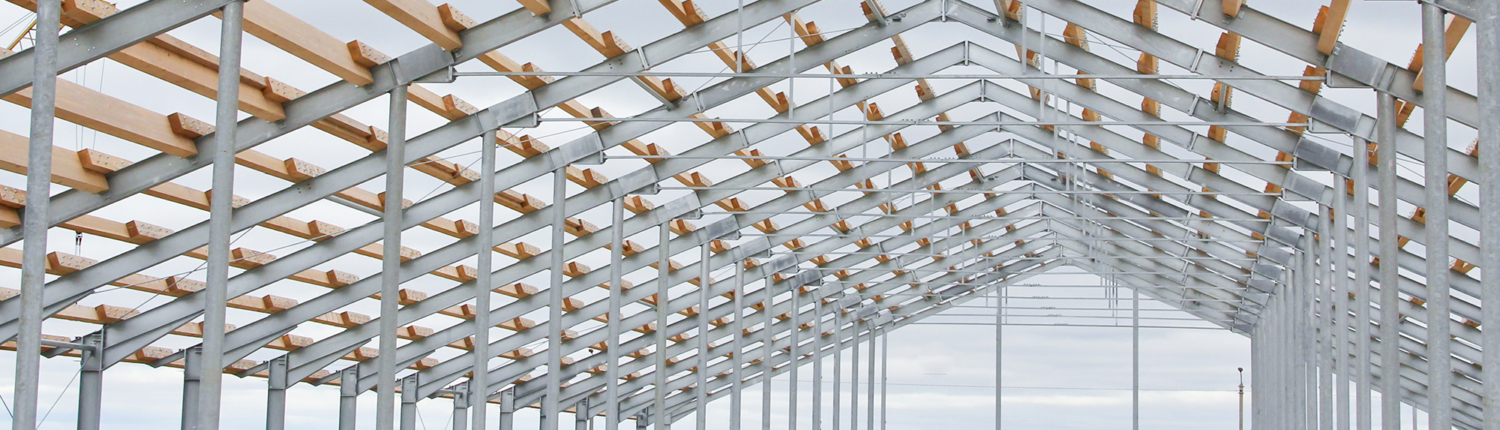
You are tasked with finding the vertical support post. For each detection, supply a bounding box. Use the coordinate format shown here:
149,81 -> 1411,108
851,317 -> 859,430
400,376 -> 419,430
182,346 -> 204,430
832,312 -> 842,430
995,291 -> 1002,430
760,276 -> 772,430
1318,204 -> 1333,430
1375,91 -> 1402,430
655,224 -> 671,430
866,317 -> 875,430
267,356 -> 289,430
199,2 -> 244,429
474,129 -> 497,430
12,0 -> 60,426
576,399 -> 591,430
1420,4 -> 1453,429
879,323 -> 887,430
607,196 -> 625,430
813,295 -> 824,430
546,168 -> 568,430
77,333 -> 103,430
378,83 -> 410,430
1302,234 -> 1317,430
1333,164 -> 1350,430
1132,288 -> 1139,430
454,384 -> 470,430
730,254 -> 744,430
636,413 -> 650,430
788,284 -> 799,430
1477,0 -> 1500,424
695,244 -> 710,430
1352,133 -> 1372,430
340,367 -> 360,430
499,389 -> 516,430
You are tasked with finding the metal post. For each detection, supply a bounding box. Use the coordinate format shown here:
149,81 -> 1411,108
788,285 -> 799,430
1375,91 -> 1402,430
1333,166 -> 1350,430
655,224 -> 671,430
77,333 -> 103,430
378,83 -> 410,430
761,277 -> 773,430
454,384 -> 471,430
880,324 -> 887,430
607,196 -> 625,430
182,346 -> 203,430
1238,368 -> 1244,430
995,291 -> 1002,430
499,390 -> 516,430
1353,134 -> 1372,430
267,356 -> 289,430
866,317 -> 875,430
1420,5 -> 1453,429
577,399 -> 591,430
832,312 -> 842,430
474,129 -> 497,430
1132,288 -> 1139,430
400,376 -> 419,430
12,0 -> 60,426
199,2 -> 244,429
695,244 -> 710,430
851,317 -> 859,430
546,168 -> 568,430
1319,204 -> 1333,430
1302,235 -> 1317,430
731,255 -> 744,430
813,296 -> 824,430
340,367 -> 359,430
1477,0 -> 1500,425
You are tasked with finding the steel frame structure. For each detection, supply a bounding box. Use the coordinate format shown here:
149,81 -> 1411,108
0,0 -> 1496,428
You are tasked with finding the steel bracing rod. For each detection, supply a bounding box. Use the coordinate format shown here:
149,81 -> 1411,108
1421,6 -> 1455,430
952,3 -> 1490,254
539,117 -> 1309,127
360,83 -> 1008,398
0,0 -> 621,249
1477,0 -> 1500,425
0,0 -> 806,347
198,2 -> 244,429
98,1 -> 951,371
994,0 -> 1485,186
0,0 -> 237,96
92,0 -> 912,371
11,0 -> 59,427
455,70 -> 1327,80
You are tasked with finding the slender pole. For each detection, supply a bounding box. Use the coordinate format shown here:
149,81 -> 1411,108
1353,134 -> 1372,430
12,0 -> 60,427
880,324 -> 887,430
1238,367 -> 1244,430
1333,166 -> 1350,430
1477,0 -> 1500,425
1132,288 -> 1139,430
813,296 -> 824,430
1319,204 -> 1334,430
377,83 -> 409,430
1420,5 -> 1453,429
1375,92 -> 1402,430
453,385 -> 470,430
607,196 -> 625,430
833,312 -> 842,430
339,367 -> 359,430
198,2 -> 244,429
546,169 -> 568,430
866,318 -> 875,430
731,255 -> 745,430
182,346 -> 203,430
696,244 -> 710,430
995,291 -> 1002,430
762,276 -> 773,430
77,333 -> 103,430
1302,234 -> 1317,430
400,376 -> 418,430
851,317 -> 859,430
655,224 -> 672,430
473,130 -> 498,430
788,285 -> 800,430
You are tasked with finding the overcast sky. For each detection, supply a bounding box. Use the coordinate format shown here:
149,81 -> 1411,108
0,0 -> 1473,428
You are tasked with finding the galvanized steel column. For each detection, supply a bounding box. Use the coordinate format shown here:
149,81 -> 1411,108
866,315 -> 876,430
378,83 -> 410,430
833,311 -> 843,430
474,130 -> 497,430
1132,288 -> 1140,430
77,333 -> 103,430
11,0 -> 59,425
183,346 -> 203,430
267,356 -> 289,430
340,367 -> 359,430
1318,204 -> 1333,430
814,293 -> 823,430
655,224 -> 671,430
730,254 -> 744,430
851,316 -> 860,430
1352,134 -> 1372,430
607,195 -> 625,430
696,244 -> 710,429
200,2 -> 244,428
761,273 -> 773,430
546,168 -> 568,430
788,285 -> 800,430
1420,4 -> 1454,429
1476,0 -> 1500,424
1333,163 -> 1350,430
1376,92 -> 1402,430
995,291 -> 1002,430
